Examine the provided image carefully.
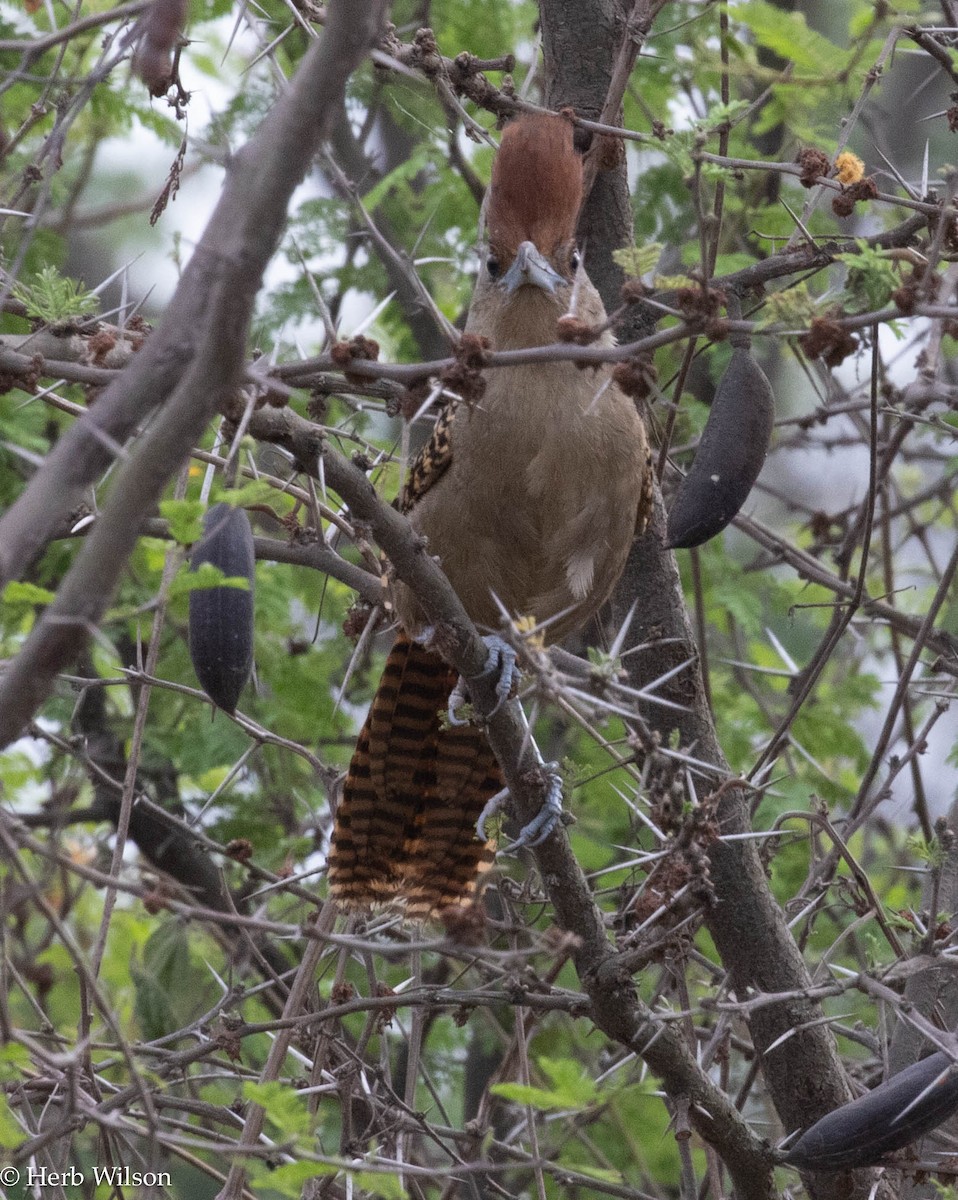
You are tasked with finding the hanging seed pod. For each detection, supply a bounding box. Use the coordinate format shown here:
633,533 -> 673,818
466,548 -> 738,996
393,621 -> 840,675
666,341 -> 775,549
783,1050 -> 958,1171
188,503 -> 255,714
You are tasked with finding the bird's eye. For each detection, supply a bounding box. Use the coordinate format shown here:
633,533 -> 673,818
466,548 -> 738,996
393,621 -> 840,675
570,248 -> 581,271
486,255 -> 501,280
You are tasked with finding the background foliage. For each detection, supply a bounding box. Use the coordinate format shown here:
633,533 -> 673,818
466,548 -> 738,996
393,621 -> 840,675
1,1 -> 958,1198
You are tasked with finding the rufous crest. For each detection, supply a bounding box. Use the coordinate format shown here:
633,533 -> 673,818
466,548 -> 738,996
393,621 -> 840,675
486,113 -> 583,259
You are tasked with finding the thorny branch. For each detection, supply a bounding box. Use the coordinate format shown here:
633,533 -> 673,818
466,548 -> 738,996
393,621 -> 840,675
3,4 -> 958,1200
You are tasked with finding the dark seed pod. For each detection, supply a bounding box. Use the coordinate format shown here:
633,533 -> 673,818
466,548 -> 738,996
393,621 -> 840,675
188,503 -> 255,713
666,347 -> 775,549
783,1051 -> 958,1171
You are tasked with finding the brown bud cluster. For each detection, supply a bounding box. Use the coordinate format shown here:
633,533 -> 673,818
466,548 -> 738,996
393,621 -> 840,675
441,332 -> 490,407
87,329 -> 116,365
439,901 -> 486,945
331,980 -> 356,1004
342,601 -> 374,642
612,355 -> 657,401
396,381 -> 432,421
892,264 -> 940,314
674,286 -> 726,324
330,335 -> 380,385
798,316 -> 859,367
620,278 -> 650,304
555,314 -> 600,344
796,146 -> 830,187
832,176 -> 878,217
225,838 -> 254,863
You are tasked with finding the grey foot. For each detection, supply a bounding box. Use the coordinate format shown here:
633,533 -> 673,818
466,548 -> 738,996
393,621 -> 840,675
474,764 -> 564,849
511,763 -> 564,849
448,635 -> 519,727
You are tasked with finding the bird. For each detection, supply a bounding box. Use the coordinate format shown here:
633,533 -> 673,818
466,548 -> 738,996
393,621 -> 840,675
328,111 -> 653,918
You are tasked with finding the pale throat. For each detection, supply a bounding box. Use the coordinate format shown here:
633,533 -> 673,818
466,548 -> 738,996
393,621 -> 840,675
487,285 -> 570,349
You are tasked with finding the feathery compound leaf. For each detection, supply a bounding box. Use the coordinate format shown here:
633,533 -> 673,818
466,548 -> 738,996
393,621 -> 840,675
757,282 -> 818,329
736,1 -> 851,74
11,265 -> 99,322
613,243 -> 664,278
835,241 -> 901,311
159,497 -> 205,544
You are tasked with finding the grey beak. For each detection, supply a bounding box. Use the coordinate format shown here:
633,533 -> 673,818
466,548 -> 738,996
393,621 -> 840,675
502,241 -> 565,295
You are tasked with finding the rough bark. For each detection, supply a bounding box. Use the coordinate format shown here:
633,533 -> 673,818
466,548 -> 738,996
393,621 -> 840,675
540,0 -> 634,315
538,0 -> 886,1195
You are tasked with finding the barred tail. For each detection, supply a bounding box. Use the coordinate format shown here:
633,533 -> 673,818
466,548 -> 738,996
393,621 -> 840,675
328,635 -> 501,917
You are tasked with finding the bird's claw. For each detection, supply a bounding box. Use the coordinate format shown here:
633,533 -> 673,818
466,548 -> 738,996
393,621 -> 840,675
485,635 -> 519,715
447,675 -> 470,726
510,763 -> 564,849
476,786 -> 510,842
474,764 -> 564,850
448,634 -> 519,727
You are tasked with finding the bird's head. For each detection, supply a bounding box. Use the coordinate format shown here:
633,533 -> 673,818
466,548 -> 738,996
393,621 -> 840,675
475,113 -> 587,339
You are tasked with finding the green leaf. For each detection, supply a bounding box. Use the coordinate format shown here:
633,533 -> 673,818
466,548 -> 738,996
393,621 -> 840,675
354,1171 -> 407,1200
736,1 -> 851,75
245,1161 -> 336,1197
244,1080 -> 312,1139
361,146 -> 434,212
1,581 -> 56,615
849,0 -> 918,33
555,1162 -> 625,1186
133,105 -> 185,146
132,920 -> 209,1039
0,1094 -> 22,1149
492,1056 -> 599,1111
0,1042 -> 30,1084
710,576 -> 764,637
697,99 -> 751,133
168,562 -> 252,599
908,834 -> 947,869
654,273 -> 695,290
613,243 -> 663,277
757,281 -> 819,328
710,252 -> 758,277
11,265 -> 99,323
835,241 -> 900,311
160,498 -> 205,544
213,478 -> 293,512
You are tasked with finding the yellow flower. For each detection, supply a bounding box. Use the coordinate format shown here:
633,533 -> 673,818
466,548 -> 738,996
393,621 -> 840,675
515,613 -> 545,650
835,152 -> 865,185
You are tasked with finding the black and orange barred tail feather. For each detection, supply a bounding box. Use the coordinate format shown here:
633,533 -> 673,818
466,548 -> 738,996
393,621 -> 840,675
328,635 -> 501,917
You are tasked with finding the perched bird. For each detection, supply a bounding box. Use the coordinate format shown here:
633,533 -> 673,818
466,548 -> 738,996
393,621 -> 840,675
329,112 -> 652,917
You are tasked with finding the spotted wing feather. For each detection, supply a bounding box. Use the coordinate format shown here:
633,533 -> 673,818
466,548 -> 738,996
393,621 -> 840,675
400,403 -> 455,514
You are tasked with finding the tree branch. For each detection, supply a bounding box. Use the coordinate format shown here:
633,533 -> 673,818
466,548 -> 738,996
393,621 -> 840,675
0,0 -> 391,748
538,1 -> 892,1197
244,401 -> 778,1200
